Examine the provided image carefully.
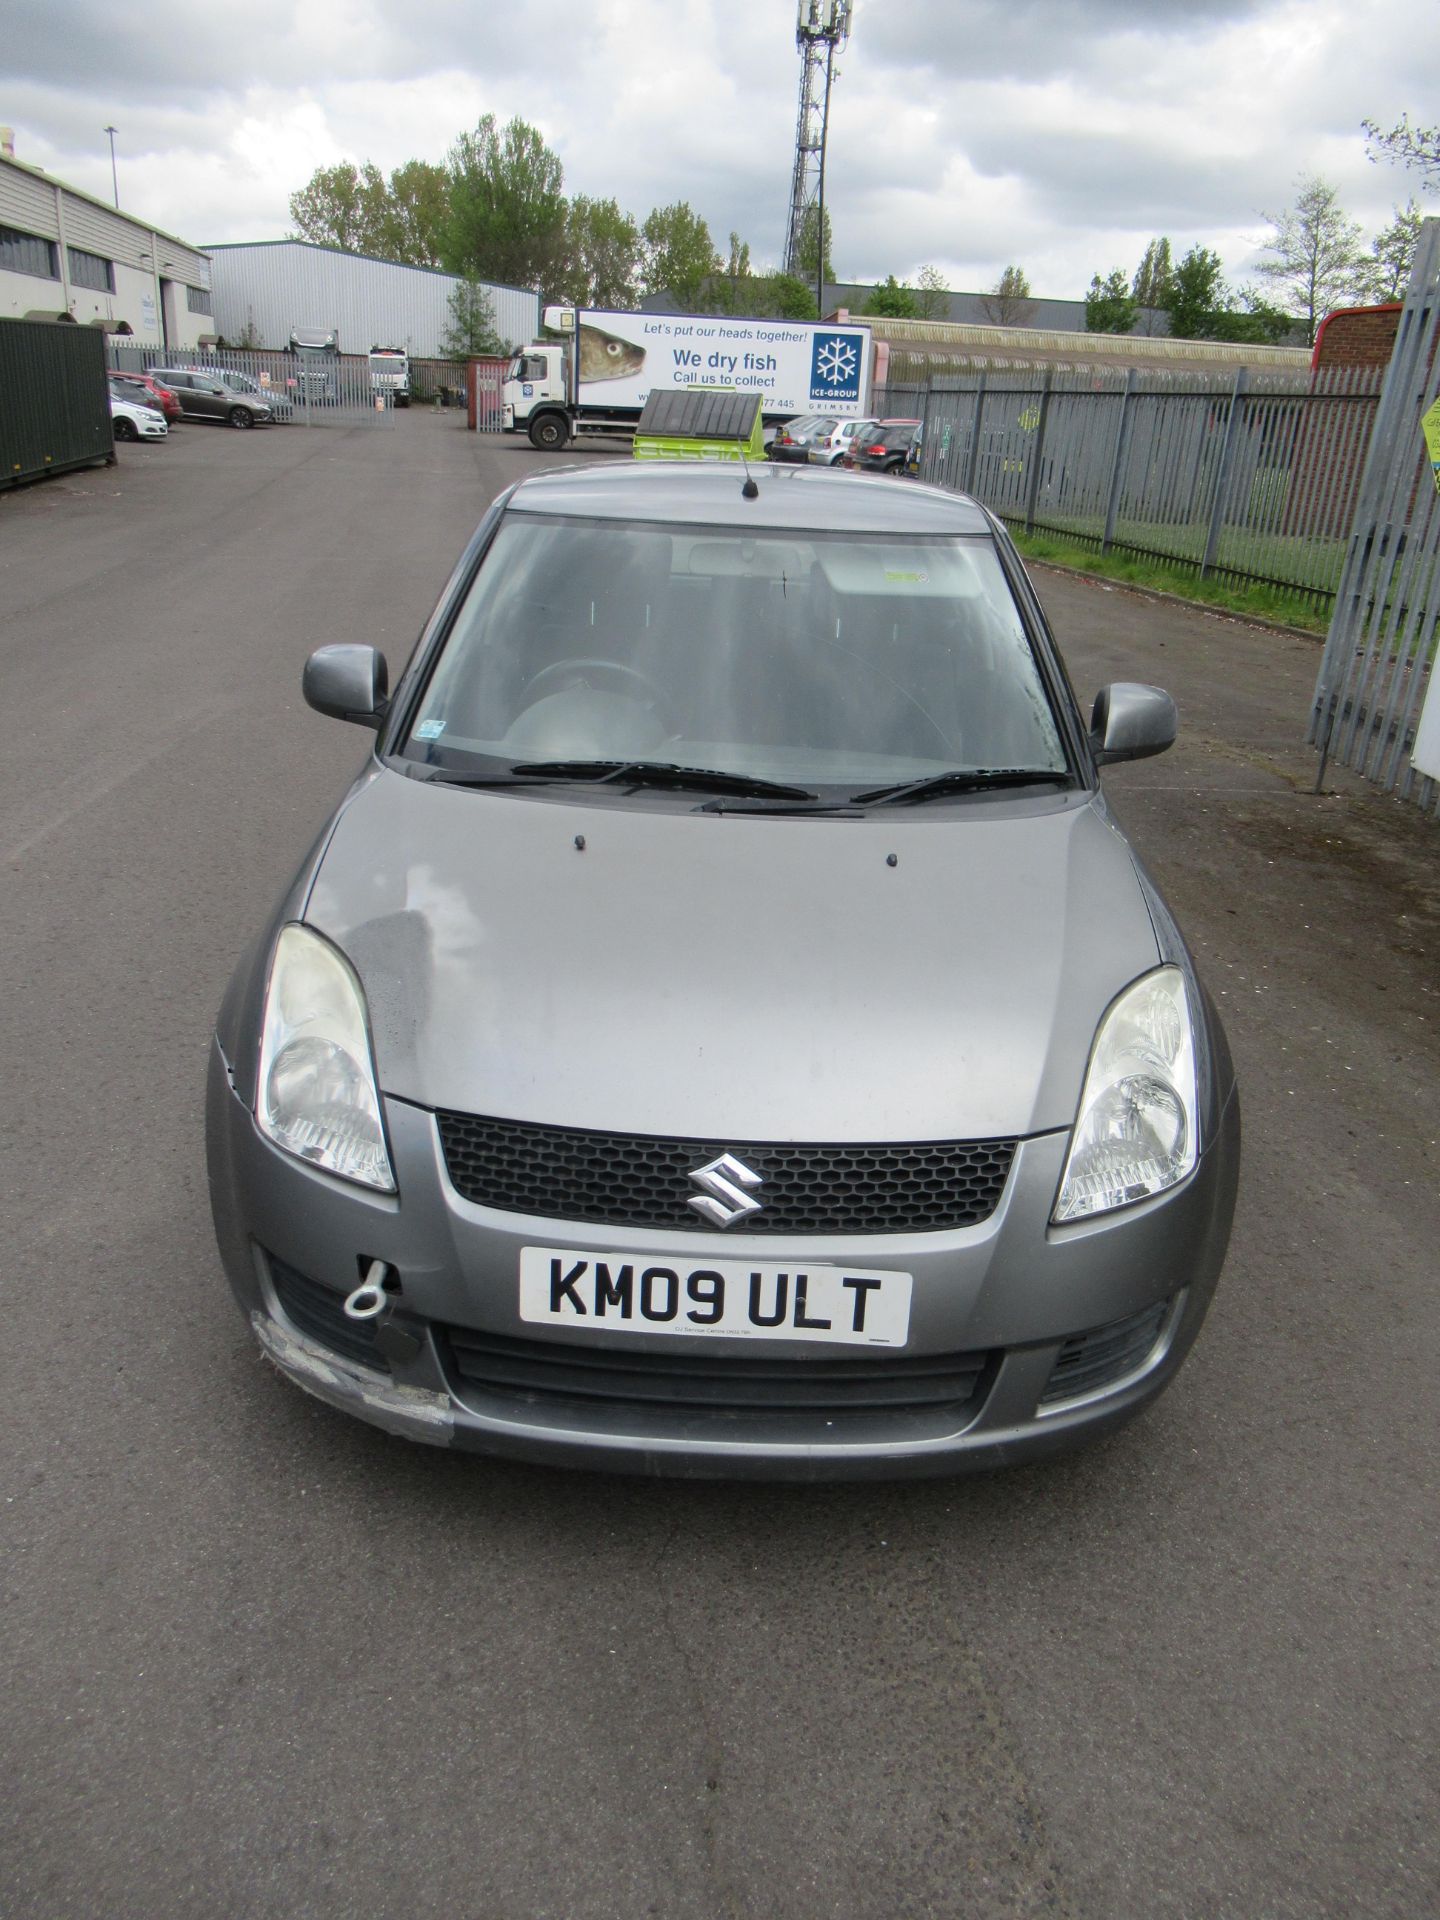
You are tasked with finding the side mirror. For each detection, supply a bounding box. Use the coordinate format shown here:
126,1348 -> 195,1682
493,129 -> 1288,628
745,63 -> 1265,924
1090,682 -> 1177,765
303,644 -> 389,729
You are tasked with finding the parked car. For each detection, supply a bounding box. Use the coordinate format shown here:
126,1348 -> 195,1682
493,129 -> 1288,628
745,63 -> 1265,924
207,461 -> 1239,1479
807,418 -> 880,466
214,368 -> 294,422
845,420 -> 922,474
768,415 -> 836,463
148,367 -> 272,428
108,371 -> 182,423
108,389 -> 168,442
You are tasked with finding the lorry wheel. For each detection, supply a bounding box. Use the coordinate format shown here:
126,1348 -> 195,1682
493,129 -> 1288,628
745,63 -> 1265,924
530,414 -> 569,451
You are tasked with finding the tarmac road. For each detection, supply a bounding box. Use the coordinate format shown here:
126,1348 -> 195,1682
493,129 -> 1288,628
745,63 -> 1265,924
2,410 -> 1435,1920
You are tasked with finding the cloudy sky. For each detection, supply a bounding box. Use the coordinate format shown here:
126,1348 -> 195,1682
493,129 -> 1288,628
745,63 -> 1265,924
7,0 -> 1440,298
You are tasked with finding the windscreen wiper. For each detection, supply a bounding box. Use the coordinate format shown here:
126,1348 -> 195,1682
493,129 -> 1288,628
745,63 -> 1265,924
849,768 -> 1073,805
511,760 -> 819,801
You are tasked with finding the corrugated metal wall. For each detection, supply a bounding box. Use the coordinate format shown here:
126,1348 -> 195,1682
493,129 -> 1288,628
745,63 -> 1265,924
0,157 -> 210,285
204,242 -> 538,358
0,317 -> 111,488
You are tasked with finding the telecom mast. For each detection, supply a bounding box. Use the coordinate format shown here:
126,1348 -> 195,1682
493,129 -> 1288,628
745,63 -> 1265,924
783,0 -> 852,296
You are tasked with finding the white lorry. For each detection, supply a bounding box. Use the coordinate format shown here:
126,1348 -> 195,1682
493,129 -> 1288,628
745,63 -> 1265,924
504,305 -> 874,451
368,345 -> 410,407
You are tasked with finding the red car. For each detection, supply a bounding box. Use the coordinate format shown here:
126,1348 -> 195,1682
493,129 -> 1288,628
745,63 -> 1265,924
109,372 -> 183,423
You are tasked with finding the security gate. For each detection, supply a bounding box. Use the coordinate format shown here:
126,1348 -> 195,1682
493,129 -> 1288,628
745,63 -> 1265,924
1310,219 -> 1440,815
107,345 -> 395,428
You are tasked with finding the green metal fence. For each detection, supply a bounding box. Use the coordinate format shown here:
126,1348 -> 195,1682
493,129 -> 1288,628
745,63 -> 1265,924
887,361 -> 1384,614
1,318 -> 111,490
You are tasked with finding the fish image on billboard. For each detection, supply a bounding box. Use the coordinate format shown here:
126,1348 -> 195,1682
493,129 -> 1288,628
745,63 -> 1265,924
578,325 -> 646,383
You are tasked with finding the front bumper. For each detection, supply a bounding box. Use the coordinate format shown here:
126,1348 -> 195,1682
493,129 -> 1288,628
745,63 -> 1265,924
207,1038 -> 1239,1479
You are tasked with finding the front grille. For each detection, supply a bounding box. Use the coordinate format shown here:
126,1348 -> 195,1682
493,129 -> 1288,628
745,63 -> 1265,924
268,1256 -> 387,1372
1039,1299 -> 1172,1406
435,1112 -> 1016,1235
440,1323 -> 995,1422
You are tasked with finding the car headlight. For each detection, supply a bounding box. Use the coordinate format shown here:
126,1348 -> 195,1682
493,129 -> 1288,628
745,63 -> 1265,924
1053,967 -> 1198,1223
255,924 -> 395,1192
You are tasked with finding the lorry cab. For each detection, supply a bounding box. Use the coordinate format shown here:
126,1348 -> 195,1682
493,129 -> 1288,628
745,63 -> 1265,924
503,345 -> 570,446
368,345 -> 410,408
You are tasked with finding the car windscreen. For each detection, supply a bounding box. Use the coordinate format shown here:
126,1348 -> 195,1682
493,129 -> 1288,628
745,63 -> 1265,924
399,518 -> 1068,792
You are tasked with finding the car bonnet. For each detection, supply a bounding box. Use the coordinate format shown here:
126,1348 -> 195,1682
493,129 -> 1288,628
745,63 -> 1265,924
304,770 -> 1160,1143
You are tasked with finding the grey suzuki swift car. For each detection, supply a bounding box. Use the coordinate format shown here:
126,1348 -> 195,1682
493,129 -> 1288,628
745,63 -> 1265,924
207,461 -> 1239,1478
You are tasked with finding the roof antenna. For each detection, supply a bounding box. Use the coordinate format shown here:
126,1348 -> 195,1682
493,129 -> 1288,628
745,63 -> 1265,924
739,394 -> 761,496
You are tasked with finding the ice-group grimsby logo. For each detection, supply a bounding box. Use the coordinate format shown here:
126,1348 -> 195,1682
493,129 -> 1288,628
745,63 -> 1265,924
810,331 -> 862,403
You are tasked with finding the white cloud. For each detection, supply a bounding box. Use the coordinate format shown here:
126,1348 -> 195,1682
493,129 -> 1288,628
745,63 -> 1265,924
7,0 -> 1440,297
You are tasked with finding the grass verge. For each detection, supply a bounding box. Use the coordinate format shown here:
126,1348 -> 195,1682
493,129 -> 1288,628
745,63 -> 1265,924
1007,527 -> 1330,635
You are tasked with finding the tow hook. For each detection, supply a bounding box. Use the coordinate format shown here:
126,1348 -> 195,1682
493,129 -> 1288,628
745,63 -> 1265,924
344,1260 -> 394,1322
344,1261 -> 423,1366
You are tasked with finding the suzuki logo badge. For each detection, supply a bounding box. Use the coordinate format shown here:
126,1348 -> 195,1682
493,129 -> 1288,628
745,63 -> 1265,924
687,1153 -> 765,1228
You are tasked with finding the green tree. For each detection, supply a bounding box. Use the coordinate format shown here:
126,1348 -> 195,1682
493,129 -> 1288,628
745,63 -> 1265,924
794,205 -> 835,289
1255,176 -> 1368,346
706,231 -> 753,314
1363,115 -> 1440,189
289,161 -> 390,252
914,265 -> 948,320
443,114 -> 567,293
758,272 -> 819,320
1361,201 -> 1425,302
1164,247 -> 1226,338
558,196 -> 642,309
1130,236 -> 1173,316
1206,291 -> 1296,344
979,265 -> 1035,326
640,201 -> 719,309
379,160 -> 450,267
439,278 -> 507,359
867,275 -> 918,318
289,158 -> 449,265
1084,268 -> 1137,334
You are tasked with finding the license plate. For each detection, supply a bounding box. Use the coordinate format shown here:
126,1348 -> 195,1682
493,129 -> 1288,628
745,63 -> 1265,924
519,1247 -> 911,1347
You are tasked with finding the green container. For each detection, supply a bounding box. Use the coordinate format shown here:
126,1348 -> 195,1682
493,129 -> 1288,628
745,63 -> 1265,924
633,388 -> 766,463
0,318 -> 112,490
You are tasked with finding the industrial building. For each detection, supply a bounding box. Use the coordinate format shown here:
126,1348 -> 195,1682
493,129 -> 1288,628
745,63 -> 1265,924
0,133 -> 213,351
203,240 -> 538,359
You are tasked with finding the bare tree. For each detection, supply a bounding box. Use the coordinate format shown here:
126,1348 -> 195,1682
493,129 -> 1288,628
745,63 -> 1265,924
914,264 -> 949,320
978,265 -> 1036,327
1255,176 -> 1368,346
1363,115 -> 1440,189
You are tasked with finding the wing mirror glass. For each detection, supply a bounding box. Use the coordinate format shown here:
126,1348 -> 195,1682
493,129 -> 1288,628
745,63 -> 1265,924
303,645 -> 389,729
1091,682 -> 1177,764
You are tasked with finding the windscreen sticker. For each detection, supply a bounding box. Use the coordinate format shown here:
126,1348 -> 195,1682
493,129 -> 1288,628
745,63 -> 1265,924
883,570 -> 929,584
415,719 -> 446,740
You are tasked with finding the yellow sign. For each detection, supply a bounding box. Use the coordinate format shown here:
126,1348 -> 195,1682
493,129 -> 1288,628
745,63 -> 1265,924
1423,396 -> 1440,492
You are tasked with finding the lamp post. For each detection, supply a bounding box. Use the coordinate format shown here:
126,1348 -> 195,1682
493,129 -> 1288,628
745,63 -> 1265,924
103,126 -> 118,208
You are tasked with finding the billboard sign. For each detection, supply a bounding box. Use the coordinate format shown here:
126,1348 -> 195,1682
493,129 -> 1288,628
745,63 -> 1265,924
574,310 -> 873,418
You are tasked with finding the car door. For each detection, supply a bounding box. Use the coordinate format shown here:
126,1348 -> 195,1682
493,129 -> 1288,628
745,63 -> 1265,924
187,376 -> 229,421
158,373 -> 200,418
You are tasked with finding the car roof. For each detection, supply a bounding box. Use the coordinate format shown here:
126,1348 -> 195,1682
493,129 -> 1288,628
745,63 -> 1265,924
503,461 -> 991,536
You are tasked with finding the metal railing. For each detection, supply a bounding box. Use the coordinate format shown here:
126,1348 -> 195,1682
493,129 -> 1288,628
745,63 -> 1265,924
106,343 -> 398,426
1310,221 -> 1440,816
887,362 -> 1384,614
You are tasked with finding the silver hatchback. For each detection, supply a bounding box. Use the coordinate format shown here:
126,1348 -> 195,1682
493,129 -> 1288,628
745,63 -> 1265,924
207,462 -> 1239,1478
